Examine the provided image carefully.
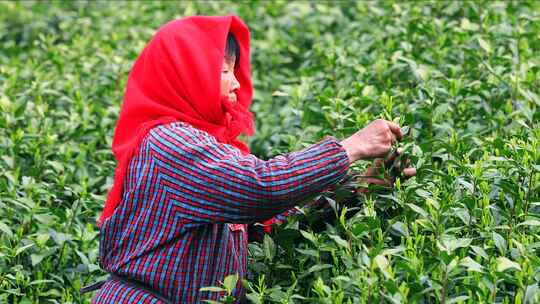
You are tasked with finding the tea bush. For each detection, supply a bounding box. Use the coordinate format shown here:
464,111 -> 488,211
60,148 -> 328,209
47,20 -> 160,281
0,1 -> 538,303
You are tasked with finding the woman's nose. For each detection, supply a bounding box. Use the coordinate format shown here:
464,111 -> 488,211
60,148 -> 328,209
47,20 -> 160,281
231,75 -> 240,91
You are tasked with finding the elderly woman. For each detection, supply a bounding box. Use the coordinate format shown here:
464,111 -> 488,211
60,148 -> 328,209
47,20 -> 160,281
86,15 -> 414,303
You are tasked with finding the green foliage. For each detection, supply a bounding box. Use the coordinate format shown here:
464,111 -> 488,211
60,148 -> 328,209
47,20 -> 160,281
1,1 -> 539,303
200,274 -> 239,304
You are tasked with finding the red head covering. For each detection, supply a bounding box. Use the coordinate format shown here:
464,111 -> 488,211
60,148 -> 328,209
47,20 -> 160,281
98,15 -> 255,226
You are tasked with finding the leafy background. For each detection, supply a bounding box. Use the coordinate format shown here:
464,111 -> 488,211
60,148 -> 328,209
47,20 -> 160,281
0,1 -> 539,303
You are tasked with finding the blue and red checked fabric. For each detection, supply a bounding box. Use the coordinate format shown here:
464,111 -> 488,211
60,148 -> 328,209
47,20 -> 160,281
91,277 -> 164,303
92,121 -> 350,303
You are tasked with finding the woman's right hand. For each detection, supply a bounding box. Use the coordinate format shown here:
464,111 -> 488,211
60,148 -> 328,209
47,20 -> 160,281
340,119 -> 403,163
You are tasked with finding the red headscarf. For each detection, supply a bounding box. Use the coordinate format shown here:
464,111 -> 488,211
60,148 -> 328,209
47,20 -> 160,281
98,15 -> 255,226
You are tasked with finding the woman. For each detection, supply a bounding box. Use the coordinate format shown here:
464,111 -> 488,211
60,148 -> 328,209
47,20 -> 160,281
88,15 -> 414,303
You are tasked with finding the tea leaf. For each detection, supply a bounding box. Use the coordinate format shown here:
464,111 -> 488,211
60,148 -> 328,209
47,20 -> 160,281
0,222 -> 14,238
492,232 -> 507,253
460,257 -> 484,273
328,234 -> 349,249
477,37 -> 492,53
223,274 -> 238,294
524,284 -> 539,304
517,220 -> 540,227
200,287 -> 226,293
496,257 -> 521,272
263,235 -> 276,261
406,203 -> 429,219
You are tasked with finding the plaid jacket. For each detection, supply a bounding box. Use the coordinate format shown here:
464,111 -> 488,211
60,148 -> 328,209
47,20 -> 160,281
92,121 -> 350,303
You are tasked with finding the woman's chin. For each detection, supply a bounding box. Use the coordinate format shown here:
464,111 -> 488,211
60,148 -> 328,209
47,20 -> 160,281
221,95 -> 236,103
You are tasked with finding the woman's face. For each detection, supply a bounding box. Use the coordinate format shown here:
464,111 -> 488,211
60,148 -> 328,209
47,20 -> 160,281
221,57 -> 240,103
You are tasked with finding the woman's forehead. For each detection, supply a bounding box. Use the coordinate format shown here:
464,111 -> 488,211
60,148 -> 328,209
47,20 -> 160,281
224,56 -> 236,67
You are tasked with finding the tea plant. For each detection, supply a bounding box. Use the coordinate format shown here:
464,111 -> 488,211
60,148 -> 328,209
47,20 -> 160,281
0,1 -> 538,303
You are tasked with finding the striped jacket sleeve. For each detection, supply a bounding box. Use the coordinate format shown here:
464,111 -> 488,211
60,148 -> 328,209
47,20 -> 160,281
146,123 -> 350,224
248,184 -> 339,241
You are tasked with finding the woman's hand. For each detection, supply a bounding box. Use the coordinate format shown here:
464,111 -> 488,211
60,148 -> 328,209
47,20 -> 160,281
340,119 -> 403,164
356,148 -> 416,190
